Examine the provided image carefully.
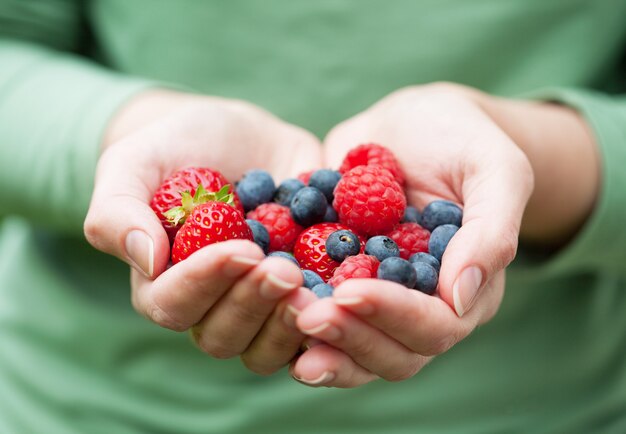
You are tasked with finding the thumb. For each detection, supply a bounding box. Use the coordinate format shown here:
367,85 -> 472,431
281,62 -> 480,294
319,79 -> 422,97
84,145 -> 171,279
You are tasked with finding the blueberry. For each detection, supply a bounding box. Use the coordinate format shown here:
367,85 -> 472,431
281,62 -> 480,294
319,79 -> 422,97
311,283 -> 334,298
364,236 -> 400,262
323,205 -> 338,223
274,178 -> 305,206
246,219 -> 270,254
377,257 -> 417,288
428,224 -> 459,262
236,169 -> 276,212
408,252 -> 440,272
412,262 -> 438,295
290,186 -> 328,226
325,230 -> 361,262
302,270 -> 324,289
267,251 -> 299,266
308,169 -> 342,203
402,206 -> 422,225
421,200 -> 463,231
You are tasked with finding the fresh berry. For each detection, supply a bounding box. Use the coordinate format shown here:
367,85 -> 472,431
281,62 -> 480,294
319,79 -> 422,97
364,236 -> 400,262
384,222 -> 430,259
402,206 -> 422,225
412,262 -> 438,295
274,178 -> 305,206
428,224 -> 459,262
325,230 -> 361,262
290,186 -> 328,227
294,223 -> 365,281
329,254 -> 380,287
377,257 -> 417,289
247,203 -> 302,252
339,143 -> 405,185
246,219 -> 270,254
333,165 -> 406,236
236,169 -> 276,212
308,169 -> 342,203
323,205 -> 338,222
151,167 -> 243,243
297,170 -> 314,185
171,188 -> 253,263
311,283 -> 334,298
409,252 -> 441,272
267,251 -> 300,267
421,200 -> 463,231
302,269 -> 324,289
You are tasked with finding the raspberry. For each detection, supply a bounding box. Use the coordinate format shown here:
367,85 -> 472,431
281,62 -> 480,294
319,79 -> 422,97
293,223 -> 365,281
329,254 -> 380,287
339,143 -> 405,185
384,222 -> 430,260
333,165 -> 406,236
247,203 -> 302,252
297,170 -> 314,185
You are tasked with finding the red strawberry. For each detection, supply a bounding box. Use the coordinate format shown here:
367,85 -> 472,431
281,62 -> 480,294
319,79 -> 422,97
329,254 -> 380,287
339,143 -> 405,185
170,186 -> 252,263
333,165 -> 406,236
384,222 -> 430,260
294,223 -> 366,281
151,167 -> 244,243
297,170 -> 314,185
247,203 -> 303,252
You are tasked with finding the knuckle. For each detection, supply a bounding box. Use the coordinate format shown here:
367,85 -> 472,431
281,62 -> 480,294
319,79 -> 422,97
229,297 -> 268,326
144,301 -> 188,332
423,333 -> 458,356
346,336 -> 376,360
498,227 -> 519,267
382,358 -> 423,382
240,353 -> 280,376
196,335 -> 238,359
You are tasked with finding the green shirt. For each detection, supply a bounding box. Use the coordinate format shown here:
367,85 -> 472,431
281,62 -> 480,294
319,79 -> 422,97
1,1 -> 625,433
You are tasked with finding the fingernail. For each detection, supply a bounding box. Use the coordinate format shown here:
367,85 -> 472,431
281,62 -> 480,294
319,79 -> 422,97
334,296 -> 374,315
452,266 -> 483,317
283,304 -> 301,328
259,273 -> 298,300
125,230 -> 154,278
293,371 -> 335,386
301,322 -> 341,340
300,337 -> 323,351
223,255 -> 261,277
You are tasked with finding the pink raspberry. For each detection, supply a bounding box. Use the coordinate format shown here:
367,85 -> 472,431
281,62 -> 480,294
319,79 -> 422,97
329,254 -> 380,287
384,222 -> 430,260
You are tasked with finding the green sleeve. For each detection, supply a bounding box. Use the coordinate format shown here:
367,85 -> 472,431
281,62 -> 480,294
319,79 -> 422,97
0,2 -> 157,233
514,88 -> 626,278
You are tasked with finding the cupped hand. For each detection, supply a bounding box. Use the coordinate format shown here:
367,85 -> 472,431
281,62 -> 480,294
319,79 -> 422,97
290,83 -> 535,387
84,91 -> 320,375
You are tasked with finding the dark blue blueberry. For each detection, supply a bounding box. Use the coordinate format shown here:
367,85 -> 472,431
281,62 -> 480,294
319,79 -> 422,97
274,178 -> 305,206
364,236 -> 400,262
308,169 -> 342,203
377,257 -> 417,289
302,270 -> 324,289
246,219 -> 270,254
402,206 -> 422,225
236,169 -> 276,212
412,262 -> 439,295
311,283 -> 334,298
323,205 -> 338,223
428,224 -> 459,262
290,186 -> 328,226
267,251 -> 299,267
421,200 -> 463,231
408,252 -> 441,272
325,230 -> 361,262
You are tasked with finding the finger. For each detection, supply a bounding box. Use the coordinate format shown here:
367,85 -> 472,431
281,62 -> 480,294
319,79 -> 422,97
296,298 -> 429,382
132,239 -> 265,331
241,287 -> 318,375
192,256 -> 303,359
290,344 -> 378,388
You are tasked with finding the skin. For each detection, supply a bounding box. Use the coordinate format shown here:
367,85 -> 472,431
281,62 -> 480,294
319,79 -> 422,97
85,82 -> 600,387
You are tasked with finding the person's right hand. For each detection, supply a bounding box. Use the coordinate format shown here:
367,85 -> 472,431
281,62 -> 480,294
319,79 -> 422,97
84,90 -> 321,375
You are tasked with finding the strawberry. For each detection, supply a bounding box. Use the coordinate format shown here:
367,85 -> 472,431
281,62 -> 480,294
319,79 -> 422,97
170,185 -> 252,263
151,167 -> 243,243
384,222 -> 430,260
339,143 -> 405,186
329,254 -> 380,287
333,165 -> 406,236
246,203 -> 303,252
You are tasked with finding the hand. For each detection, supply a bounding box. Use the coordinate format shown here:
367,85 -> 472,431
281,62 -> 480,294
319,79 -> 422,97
84,90 -> 321,375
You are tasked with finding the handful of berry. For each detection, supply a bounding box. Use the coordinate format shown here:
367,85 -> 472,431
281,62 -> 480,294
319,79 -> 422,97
150,144 -> 462,298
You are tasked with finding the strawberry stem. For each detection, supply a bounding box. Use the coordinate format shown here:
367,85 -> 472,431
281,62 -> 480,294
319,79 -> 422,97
164,183 -> 235,226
